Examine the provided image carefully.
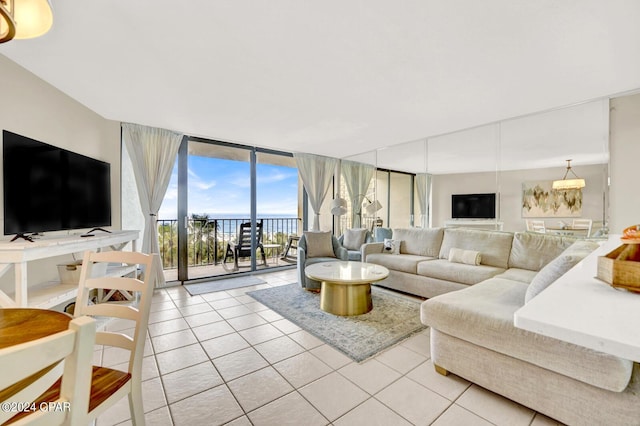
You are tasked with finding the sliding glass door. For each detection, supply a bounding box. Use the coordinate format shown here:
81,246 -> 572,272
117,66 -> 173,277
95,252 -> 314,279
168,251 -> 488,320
157,138 -> 299,283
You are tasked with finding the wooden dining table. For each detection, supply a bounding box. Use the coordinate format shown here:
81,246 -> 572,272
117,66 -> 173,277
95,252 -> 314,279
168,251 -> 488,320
0,308 -> 73,405
0,308 -> 72,350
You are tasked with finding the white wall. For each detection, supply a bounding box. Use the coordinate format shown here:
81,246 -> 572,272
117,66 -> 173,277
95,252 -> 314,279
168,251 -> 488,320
610,93 -> 640,233
432,163 -> 608,232
0,55 -> 121,295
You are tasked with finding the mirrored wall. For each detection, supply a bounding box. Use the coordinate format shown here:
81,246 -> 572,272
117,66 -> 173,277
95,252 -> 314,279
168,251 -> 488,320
364,97 -> 610,236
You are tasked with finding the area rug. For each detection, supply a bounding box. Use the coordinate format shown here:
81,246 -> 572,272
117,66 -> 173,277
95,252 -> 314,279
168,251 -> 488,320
247,283 -> 426,362
184,276 -> 267,296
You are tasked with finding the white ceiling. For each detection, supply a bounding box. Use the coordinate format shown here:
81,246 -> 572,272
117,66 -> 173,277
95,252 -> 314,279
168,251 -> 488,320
1,1 -> 639,161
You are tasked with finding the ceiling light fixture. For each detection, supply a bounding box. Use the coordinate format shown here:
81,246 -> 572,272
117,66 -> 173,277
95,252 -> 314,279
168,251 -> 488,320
552,159 -> 586,190
0,0 -> 53,44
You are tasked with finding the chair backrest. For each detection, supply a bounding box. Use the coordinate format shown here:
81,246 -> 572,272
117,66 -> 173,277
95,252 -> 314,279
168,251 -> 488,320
74,250 -> 158,382
572,219 -> 593,236
236,220 -> 264,250
0,316 -> 96,425
527,220 -> 546,233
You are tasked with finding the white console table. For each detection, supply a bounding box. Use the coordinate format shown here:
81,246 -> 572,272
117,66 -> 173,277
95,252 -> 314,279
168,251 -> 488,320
514,236 -> 640,362
0,230 -> 139,308
444,219 -> 504,231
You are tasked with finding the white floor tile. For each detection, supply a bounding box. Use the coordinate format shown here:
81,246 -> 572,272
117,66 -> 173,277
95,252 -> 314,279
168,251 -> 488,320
432,404 -> 494,426
201,332 -> 251,359
253,335 -> 306,364
339,359 -> 402,395
309,344 -> 352,370
334,398 -> 412,426
248,391 -> 328,426
288,329 -> 324,350
155,343 -> 209,375
227,313 -> 268,331
238,323 -> 284,345
376,344 -> 428,374
456,385 -> 535,426
375,376 -> 451,425
151,329 -> 198,353
299,372 -> 369,421
162,361 -> 224,403
183,310 -> 224,328
406,361 -> 470,401
170,385 -> 243,426
227,366 -> 294,412
147,317 -> 189,337
273,352 -> 332,388
213,347 -> 269,381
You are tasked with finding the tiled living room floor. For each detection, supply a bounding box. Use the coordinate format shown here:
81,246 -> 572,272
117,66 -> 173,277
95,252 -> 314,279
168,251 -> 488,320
95,268 -> 562,426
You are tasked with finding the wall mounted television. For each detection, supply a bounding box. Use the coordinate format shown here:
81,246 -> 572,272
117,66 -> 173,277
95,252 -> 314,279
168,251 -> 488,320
451,193 -> 496,219
3,130 -> 111,239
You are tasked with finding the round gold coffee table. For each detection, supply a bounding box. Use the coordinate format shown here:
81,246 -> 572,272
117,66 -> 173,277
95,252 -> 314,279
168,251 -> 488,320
304,261 -> 390,316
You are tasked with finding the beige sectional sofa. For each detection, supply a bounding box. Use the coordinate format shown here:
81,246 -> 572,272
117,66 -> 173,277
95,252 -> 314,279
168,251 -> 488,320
363,227 -> 640,425
362,227 -> 574,299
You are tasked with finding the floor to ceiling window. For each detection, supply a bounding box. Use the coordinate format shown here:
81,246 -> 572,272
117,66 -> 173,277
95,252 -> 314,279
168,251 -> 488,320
156,138 -> 300,283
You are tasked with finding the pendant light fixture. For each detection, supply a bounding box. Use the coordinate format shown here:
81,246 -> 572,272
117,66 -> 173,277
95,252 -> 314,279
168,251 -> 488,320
0,0 -> 53,44
552,159 -> 586,190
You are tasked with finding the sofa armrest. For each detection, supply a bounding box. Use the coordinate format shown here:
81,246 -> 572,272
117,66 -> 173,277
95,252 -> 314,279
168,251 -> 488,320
297,246 -> 307,286
362,242 -> 384,262
336,246 -> 348,260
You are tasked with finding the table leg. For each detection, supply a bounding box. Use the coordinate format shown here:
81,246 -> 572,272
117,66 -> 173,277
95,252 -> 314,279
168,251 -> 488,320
320,281 -> 372,316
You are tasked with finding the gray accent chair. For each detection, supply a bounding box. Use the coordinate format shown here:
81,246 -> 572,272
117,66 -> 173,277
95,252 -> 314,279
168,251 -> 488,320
337,230 -> 373,261
297,234 -> 348,290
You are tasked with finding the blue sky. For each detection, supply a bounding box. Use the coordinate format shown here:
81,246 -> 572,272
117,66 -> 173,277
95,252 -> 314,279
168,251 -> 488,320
158,157 -> 299,220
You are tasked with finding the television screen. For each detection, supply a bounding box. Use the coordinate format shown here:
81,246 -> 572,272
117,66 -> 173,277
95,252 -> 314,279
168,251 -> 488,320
3,130 -> 111,236
451,193 -> 496,219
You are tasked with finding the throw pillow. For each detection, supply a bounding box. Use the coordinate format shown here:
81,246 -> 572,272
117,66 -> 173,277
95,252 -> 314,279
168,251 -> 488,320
304,231 -> 336,258
343,228 -> 368,251
525,255 -> 580,303
448,248 -> 482,265
383,238 -> 401,255
525,240 -> 600,303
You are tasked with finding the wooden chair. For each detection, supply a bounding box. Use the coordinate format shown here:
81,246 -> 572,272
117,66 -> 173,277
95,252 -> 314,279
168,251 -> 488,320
0,315 -> 96,425
527,220 -> 546,233
223,220 -> 267,271
572,218 -> 593,237
73,250 -> 158,425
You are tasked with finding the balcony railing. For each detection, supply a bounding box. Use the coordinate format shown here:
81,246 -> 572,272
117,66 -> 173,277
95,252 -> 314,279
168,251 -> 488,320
157,217 -> 301,270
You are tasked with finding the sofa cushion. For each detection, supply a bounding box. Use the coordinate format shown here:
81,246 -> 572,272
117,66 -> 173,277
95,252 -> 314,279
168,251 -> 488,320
421,278 -> 633,392
366,253 -> 433,274
448,248 -> 481,265
525,240 -> 600,303
439,228 -> 513,269
495,268 -> 537,284
346,250 -> 362,261
508,232 -> 574,271
304,231 -> 336,258
392,228 -> 444,257
343,228 -> 368,250
417,259 -> 505,285
374,227 -> 393,242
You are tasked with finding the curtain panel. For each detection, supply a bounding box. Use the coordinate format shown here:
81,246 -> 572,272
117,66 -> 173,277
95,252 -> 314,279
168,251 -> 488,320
415,173 -> 432,227
294,153 -> 337,231
342,160 -> 375,228
122,122 -> 183,287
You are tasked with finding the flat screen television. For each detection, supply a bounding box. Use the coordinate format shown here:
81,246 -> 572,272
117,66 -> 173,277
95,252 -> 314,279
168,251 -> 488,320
451,193 -> 496,219
3,130 -> 111,237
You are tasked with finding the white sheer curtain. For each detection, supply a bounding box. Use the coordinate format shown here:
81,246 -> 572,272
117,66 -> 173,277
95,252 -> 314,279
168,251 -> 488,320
294,153 -> 337,231
415,173 -> 432,227
342,160 -> 375,228
122,123 -> 183,287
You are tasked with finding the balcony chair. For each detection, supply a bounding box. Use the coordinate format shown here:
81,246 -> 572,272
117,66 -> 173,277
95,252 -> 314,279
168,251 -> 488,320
72,250 -> 158,425
297,231 -> 348,291
0,315 -> 96,425
337,228 -> 372,261
572,218 -> 593,237
223,220 -> 267,271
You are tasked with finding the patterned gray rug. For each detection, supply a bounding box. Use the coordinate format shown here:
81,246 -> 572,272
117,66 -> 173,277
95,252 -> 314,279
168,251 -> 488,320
247,283 -> 426,362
